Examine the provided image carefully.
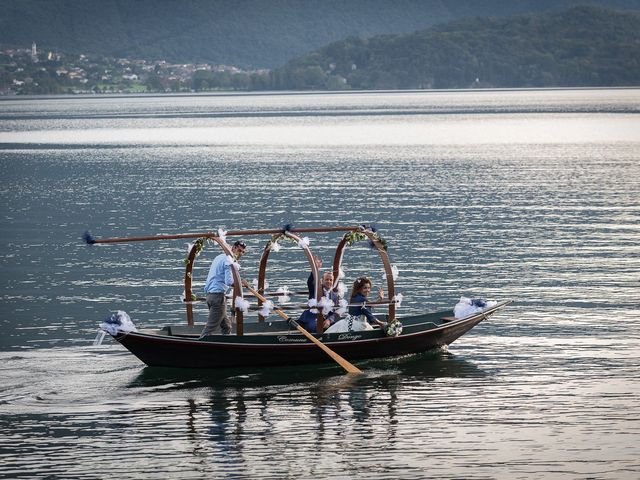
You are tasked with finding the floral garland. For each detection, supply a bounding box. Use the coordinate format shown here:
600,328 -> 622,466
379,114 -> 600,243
182,229 -> 231,301
385,319 -> 403,337
267,231 -> 309,252
343,225 -> 388,251
183,237 -> 209,266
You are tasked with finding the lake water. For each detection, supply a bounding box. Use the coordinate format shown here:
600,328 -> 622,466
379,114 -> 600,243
1,89 -> 639,479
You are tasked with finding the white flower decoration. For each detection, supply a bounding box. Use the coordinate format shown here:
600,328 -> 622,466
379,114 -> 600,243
217,228 -> 227,244
385,320 -> 403,337
270,241 -> 281,252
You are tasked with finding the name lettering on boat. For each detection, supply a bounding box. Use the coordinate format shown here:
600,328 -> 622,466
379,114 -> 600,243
337,333 -> 363,341
277,335 -> 308,343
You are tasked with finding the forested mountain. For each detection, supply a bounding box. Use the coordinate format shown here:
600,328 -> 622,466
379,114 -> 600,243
1,0 -> 640,68
273,6 -> 640,89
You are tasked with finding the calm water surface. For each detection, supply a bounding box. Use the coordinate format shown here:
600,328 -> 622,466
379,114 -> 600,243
1,89 -> 639,479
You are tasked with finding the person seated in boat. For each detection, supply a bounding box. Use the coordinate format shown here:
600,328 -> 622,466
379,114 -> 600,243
324,276 -> 385,333
199,240 -> 246,337
297,271 -> 341,332
347,276 -> 386,329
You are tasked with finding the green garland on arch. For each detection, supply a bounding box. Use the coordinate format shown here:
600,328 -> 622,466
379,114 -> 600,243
183,236 -> 210,266
343,228 -> 388,251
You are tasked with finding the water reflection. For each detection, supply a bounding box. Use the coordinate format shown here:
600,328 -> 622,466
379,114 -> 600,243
123,351 -> 489,472
127,350 -> 484,390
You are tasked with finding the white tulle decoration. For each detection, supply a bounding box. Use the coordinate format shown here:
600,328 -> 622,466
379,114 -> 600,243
336,298 -> 349,316
392,293 -> 404,308
100,310 -> 137,336
317,296 -> 335,316
383,265 -> 400,281
307,298 -> 319,314
338,268 -> 345,279
270,241 -> 281,252
298,237 -> 310,248
186,242 -> 193,253
453,297 -> 498,319
259,300 -> 274,317
225,255 -> 240,270
235,296 -> 250,314
336,281 -> 346,298
217,228 -> 227,244
277,286 -> 290,304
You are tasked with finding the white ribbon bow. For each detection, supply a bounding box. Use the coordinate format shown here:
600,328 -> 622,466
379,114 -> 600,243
235,296 -> 250,314
258,300 -> 274,317
298,237 -> 310,249
270,241 -> 281,252
392,293 -> 404,308
277,286 -> 290,304
307,298 -> 319,314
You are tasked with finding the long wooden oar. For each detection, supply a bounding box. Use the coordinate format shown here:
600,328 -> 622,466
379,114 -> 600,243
242,281 -> 362,374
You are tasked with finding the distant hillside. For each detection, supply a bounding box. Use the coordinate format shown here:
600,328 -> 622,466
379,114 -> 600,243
1,0 -> 640,68
273,6 -> 640,89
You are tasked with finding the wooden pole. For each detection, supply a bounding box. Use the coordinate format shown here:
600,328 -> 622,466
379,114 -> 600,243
87,226 -> 361,244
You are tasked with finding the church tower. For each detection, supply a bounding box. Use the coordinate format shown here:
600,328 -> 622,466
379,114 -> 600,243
31,41 -> 38,61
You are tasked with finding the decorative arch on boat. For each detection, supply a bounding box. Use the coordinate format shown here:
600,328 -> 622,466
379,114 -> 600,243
331,227 -> 396,321
183,235 -> 245,334
256,231 -> 323,332
180,225 -> 395,336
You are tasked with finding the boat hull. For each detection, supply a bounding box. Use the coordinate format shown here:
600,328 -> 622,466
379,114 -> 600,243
111,302 -> 508,369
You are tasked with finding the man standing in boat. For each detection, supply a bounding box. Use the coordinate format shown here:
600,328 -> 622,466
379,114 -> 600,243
200,240 -> 246,337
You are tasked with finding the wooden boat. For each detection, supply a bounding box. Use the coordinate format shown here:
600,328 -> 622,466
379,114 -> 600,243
88,225 -> 510,370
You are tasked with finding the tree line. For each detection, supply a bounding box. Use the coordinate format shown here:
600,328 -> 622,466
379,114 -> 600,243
272,6 -> 640,90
